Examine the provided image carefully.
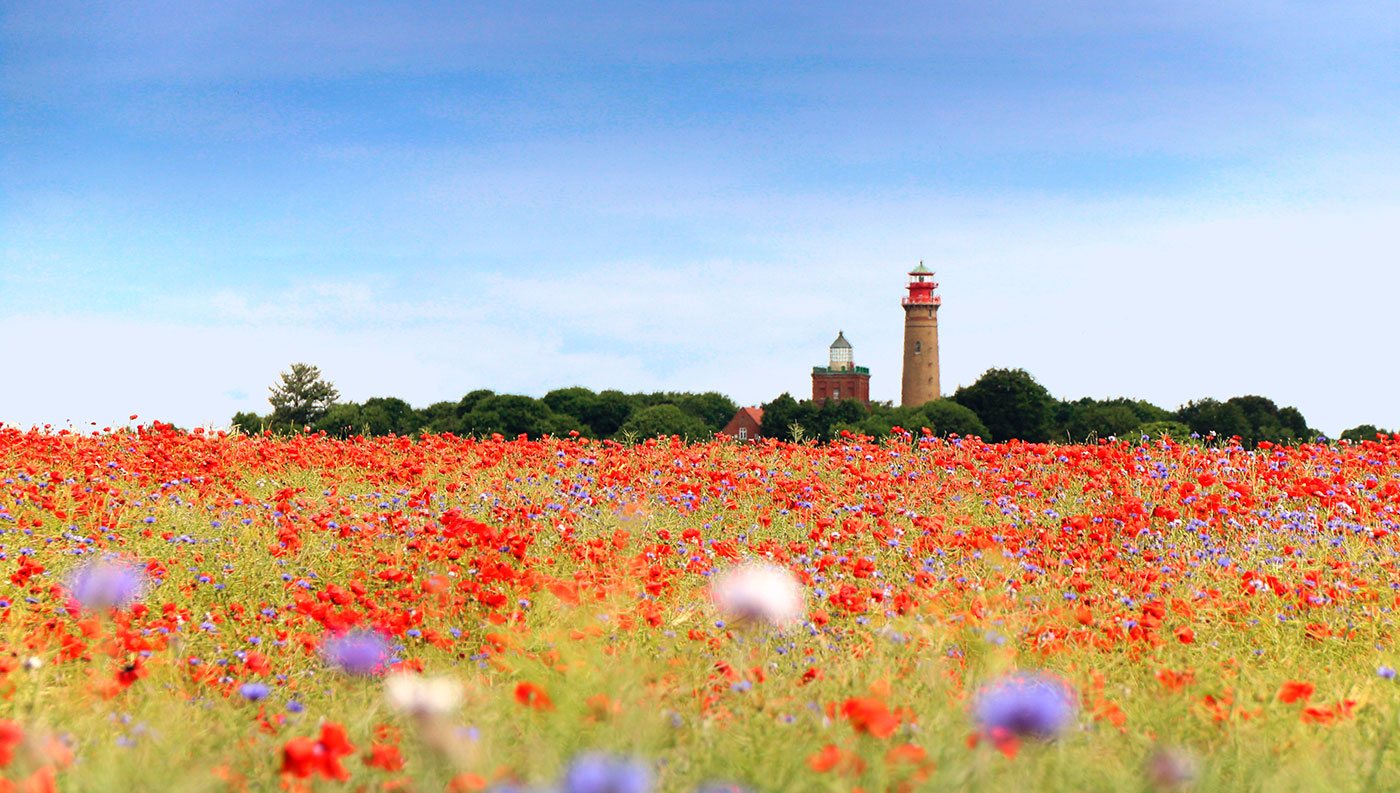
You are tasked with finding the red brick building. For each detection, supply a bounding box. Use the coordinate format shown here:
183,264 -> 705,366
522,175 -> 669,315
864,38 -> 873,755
720,407 -> 763,440
811,331 -> 870,405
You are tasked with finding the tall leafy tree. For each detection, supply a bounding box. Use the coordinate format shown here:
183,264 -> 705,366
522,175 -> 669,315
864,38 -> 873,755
620,404 -> 711,441
951,368 -> 1055,442
1176,398 -> 1250,442
913,399 -> 989,438
676,392 -> 741,432
360,397 -> 418,436
416,401 -> 459,434
1340,424 -> 1393,442
268,363 -> 339,428
758,393 -> 805,442
543,387 -> 599,436
313,403 -> 365,437
582,390 -> 636,437
463,395 -> 566,439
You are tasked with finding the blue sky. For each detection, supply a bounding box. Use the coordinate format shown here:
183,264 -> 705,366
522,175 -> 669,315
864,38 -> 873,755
2,1 -> 1398,434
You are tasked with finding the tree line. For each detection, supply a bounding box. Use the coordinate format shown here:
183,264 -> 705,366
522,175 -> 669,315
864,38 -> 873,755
233,364 -> 739,440
233,363 -> 1392,448
761,367 -> 1389,447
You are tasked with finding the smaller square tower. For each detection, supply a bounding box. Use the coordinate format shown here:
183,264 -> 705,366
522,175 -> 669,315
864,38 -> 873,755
811,331 -> 871,404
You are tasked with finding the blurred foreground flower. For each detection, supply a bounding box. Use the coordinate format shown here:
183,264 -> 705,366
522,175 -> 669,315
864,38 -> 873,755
709,562 -> 805,629
1146,746 -> 1199,790
238,683 -> 269,702
973,673 -> 1076,747
321,630 -> 391,676
281,722 -> 355,781
563,753 -> 652,793
386,672 -> 463,718
65,558 -> 146,612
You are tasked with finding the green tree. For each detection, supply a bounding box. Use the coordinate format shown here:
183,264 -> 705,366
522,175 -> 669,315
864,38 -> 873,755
416,401 -> 459,434
313,403 -> 365,437
542,387 -> 599,435
267,363 -> 339,428
1177,396 -> 1313,448
951,368 -> 1055,442
584,390 -> 636,437
913,399 -> 989,438
463,395 -> 563,439
759,393 -> 819,442
1176,398 -> 1250,442
230,411 -> 264,432
1135,420 -> 1193,442
1340,424 -> 1393,443
620,404 -> 711,441
1056,400 -> 1141,442
676,392 -> 741,433
454,390 -> 496,421
816,399 -> 868,440
360,397 -> 417,436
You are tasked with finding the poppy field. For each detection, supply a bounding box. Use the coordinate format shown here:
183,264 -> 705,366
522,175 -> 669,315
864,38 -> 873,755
3,424 -> 1400,792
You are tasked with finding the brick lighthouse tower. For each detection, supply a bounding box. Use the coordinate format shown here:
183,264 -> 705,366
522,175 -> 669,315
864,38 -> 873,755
900,263 -> 941,406
811,331 -> 870,404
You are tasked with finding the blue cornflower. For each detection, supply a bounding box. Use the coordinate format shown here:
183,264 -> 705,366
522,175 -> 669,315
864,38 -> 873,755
239,682 -> 270,701
973,673 -> 1076,740
66,558 -> 146,611
562,753 -> 652,793
321,629 -> 391,676
1379,666 -> 1396,679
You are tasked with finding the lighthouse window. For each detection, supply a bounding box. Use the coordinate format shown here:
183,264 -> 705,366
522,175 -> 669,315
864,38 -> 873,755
915,341 -> 922,354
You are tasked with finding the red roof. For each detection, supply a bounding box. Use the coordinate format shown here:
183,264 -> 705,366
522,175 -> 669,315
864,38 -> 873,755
741,407 -> 763,424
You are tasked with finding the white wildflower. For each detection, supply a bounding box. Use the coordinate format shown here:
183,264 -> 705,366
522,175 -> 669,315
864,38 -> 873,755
385,673 -> 464,718
710,561 -> 806,629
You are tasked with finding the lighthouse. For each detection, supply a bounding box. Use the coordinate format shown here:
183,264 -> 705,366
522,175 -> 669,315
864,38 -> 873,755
811,331 -> 870,404
900,263 -> 941,406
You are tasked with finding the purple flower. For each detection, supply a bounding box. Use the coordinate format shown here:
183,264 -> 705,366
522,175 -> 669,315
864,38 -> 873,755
66,559 -> 146,611
321,629 -> 391,676
239,683 -> 270,701
1379,666 -> 1396,679
563,753 -> 652,793
973,673 -> 1076,740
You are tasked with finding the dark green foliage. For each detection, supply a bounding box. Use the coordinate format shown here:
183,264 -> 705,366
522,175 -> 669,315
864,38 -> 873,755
1053,397 -> 1169,442
1340,424 -> 1394,442
1176,396 -> 1312,447
951,368 -> 1055,442
1177,398 -> 1249,441
758,394 -> 816,442
454,390 -> 496,420
359,397 -> 418,437
584,390 -> 635,437
911,399 -> 990,438
1135,420 -> 1193,441
416,401 -> 459,434
230,411 -> 264,432
312,403 -> 366,437
620,404 -> 712,441
462,395 -> 568,439
675,392 -> 741,432
267,363 -> 339,428
846,400 -> 987,440
542,387 -> 600,436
